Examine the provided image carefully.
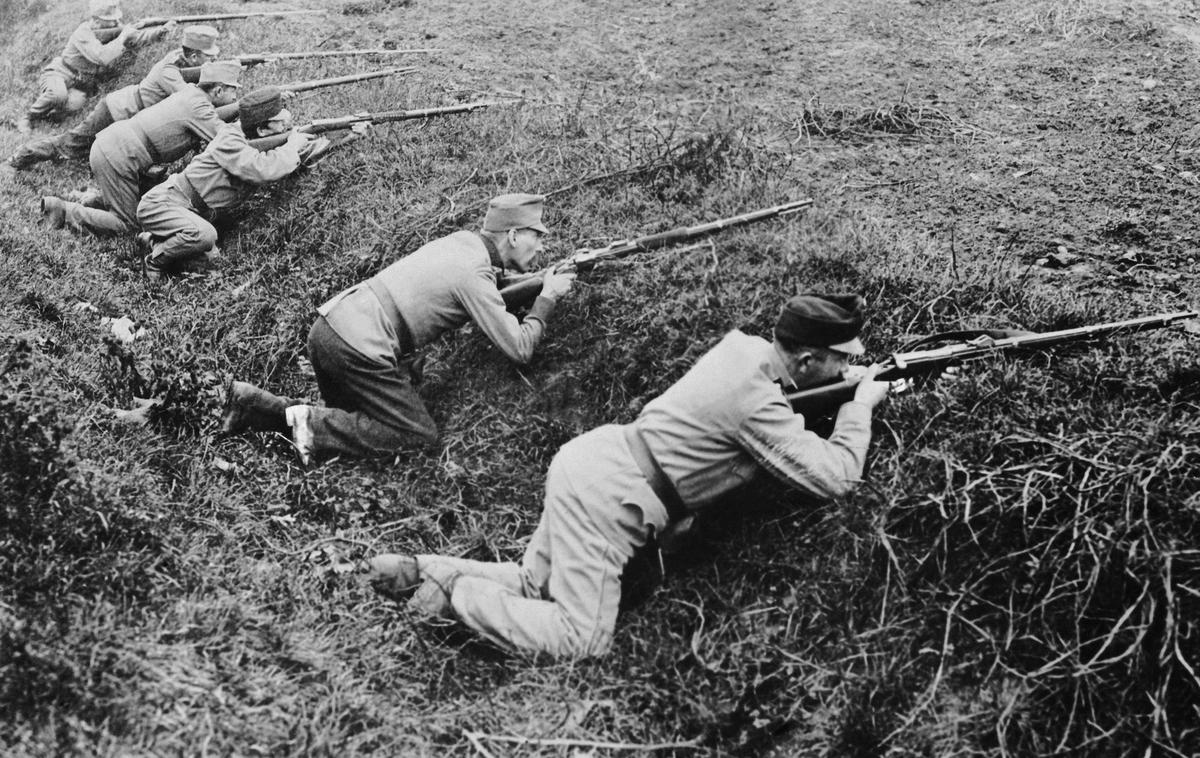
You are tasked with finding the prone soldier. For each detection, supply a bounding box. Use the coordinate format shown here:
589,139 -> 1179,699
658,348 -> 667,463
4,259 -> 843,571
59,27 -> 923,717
135,86 -> 320,280
367,294 -> 893,658
220,194 -> 576,463
39,61 -> 242,238
11,25 -> 221,170
19,0 -> 173,133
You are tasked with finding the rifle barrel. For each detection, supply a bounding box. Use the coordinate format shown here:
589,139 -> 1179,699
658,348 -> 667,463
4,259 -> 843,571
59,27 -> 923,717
242,48 -> 439,61
281,67 -> 415,93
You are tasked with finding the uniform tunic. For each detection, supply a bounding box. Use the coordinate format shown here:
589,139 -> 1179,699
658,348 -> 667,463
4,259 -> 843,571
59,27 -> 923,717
137,122 -> 303,266
13,48 -> 191,168
417,330 -> 874,658
306,231 -> 558,456
28,22 -> 162,120
61,86 -> 224,236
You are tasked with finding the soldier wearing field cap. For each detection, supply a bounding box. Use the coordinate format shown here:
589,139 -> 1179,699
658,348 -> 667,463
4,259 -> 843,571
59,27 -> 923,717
11,25 -> 221,170
40,61 -> 241,237
136,86 -> 318,279
219,193 -> 576,462
366,293 -> 893,659
18,0 -> 174,134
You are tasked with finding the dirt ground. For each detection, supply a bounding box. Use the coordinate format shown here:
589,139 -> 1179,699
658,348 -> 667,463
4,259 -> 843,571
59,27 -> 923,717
2,0 -> 1199,755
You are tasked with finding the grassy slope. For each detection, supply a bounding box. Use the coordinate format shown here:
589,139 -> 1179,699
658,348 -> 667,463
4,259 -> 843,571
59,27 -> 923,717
2,0 -> 1199,755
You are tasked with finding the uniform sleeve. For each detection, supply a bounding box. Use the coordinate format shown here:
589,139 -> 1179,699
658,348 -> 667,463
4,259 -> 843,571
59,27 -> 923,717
156,65 -> 188,95
211,137 -> 302,184
186,100 -> 226,143
126,25 -> 169,47
455,272 -> 555,364
736,396 -> 873,500
72,24 -> 130,67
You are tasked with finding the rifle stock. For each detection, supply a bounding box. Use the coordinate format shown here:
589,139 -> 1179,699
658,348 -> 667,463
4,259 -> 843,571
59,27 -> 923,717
499,198 -> 814,308
785,310 -> 1200,416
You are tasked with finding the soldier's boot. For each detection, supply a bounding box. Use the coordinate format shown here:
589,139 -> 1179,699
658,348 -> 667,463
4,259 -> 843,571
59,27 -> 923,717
219,381 -> 291,435
39,196 -> 65,229
366,555 -> 422,602
66,187 -> 104,208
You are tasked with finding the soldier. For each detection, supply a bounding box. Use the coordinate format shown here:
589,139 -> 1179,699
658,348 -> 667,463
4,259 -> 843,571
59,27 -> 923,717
19,0 -> 173,133
39,61 -> 241,238
366,294 -> 894,659
219,194 -> 577,463
10,25 -> 221,170
135,86 -> 319,280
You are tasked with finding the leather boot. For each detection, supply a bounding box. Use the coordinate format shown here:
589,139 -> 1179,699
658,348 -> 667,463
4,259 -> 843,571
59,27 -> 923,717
219,381 -> 290,434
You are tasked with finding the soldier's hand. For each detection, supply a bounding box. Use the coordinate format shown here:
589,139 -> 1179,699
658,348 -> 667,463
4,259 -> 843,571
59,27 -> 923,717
851,364 -> 891,409
160,20 -> 179,34
286,131 -> 316,149
539,270 -> 577,300
349,122 -> 370,136
280,89 -> 298,102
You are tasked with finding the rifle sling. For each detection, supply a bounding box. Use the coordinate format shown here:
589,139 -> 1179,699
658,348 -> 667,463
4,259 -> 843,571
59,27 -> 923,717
476,232 -> 504,271
177,175 -> 210,215
623,425 -> 687,525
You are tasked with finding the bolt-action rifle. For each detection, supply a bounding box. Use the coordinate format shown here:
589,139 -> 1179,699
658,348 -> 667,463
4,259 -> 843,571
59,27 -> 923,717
498,198 -> 814,309
280,67 -> 415,93
786,310 -> 1200,416
247,100 -> 499,151
233,48 -> 439,65
94,10 -> 326,42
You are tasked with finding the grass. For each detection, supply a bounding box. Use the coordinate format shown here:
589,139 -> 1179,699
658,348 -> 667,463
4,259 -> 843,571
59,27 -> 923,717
2,0 -> 1199,755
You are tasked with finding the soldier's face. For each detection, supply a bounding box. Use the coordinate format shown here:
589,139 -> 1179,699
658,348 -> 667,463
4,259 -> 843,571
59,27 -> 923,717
503,228 -> 545,273
789,347 -> 850,388
209,85 -> 238,107
259,109 -> 295,136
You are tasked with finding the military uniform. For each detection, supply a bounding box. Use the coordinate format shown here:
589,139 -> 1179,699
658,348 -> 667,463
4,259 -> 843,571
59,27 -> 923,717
57,84 -> 227,236
12,45 -> 200,169
26,17 -> 164,125
307,230 -> 558,456
136,122 -> 303,269
404,330 -> 874,657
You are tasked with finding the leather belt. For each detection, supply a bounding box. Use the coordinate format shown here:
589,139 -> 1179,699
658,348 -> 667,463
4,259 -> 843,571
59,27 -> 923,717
365,278 -> 416,357
622,425 -> 687,524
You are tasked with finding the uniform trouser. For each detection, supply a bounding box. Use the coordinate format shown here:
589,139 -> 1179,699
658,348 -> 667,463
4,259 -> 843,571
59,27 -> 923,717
11,100 -> 113,168
137,183 -> 217,267
61,144 -> 141,236
28,69 -> 70,120
307,317 -> 438,457
418,425 -> 657,658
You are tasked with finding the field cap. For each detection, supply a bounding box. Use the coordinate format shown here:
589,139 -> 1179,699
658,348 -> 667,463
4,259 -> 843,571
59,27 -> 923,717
775,293 -> 866,355
483,193 -> 548,234
239,86 -> 284,129
89,0 -> 122,21
181,25 -> 220,56
198,61 -> 242,88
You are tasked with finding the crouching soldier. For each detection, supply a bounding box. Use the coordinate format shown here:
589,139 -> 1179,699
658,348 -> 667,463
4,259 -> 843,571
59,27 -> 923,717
367,294 -> 893,659
18,0 -> 173,133
136,86 -> 316,280
220,194 -> 576,464
11,25 -> 220,170
39,61 -> 241,238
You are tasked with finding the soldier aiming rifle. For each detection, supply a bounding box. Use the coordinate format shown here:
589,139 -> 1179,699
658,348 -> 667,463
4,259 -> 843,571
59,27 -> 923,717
89,9 -> 326,43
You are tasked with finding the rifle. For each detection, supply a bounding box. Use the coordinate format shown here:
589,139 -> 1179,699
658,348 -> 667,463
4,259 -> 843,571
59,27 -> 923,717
498,199 -> 815,308
280,67 -> 416,93
94,10 -> 325,42
234,48 -> 439,65
786,310 -> 1200,416
247,100 -> 499,151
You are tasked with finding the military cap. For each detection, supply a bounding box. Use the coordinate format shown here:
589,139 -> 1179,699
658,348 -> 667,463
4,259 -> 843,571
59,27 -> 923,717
775,293 -> 866,355
239,86 -> 285,129
89,0 -> 122,21
198,60 -> 242,89
181,25 -> 220,56
483,193 -> 549,234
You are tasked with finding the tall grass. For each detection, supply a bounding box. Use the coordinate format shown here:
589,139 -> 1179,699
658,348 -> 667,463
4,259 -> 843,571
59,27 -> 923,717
1,0 -> 1198,754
